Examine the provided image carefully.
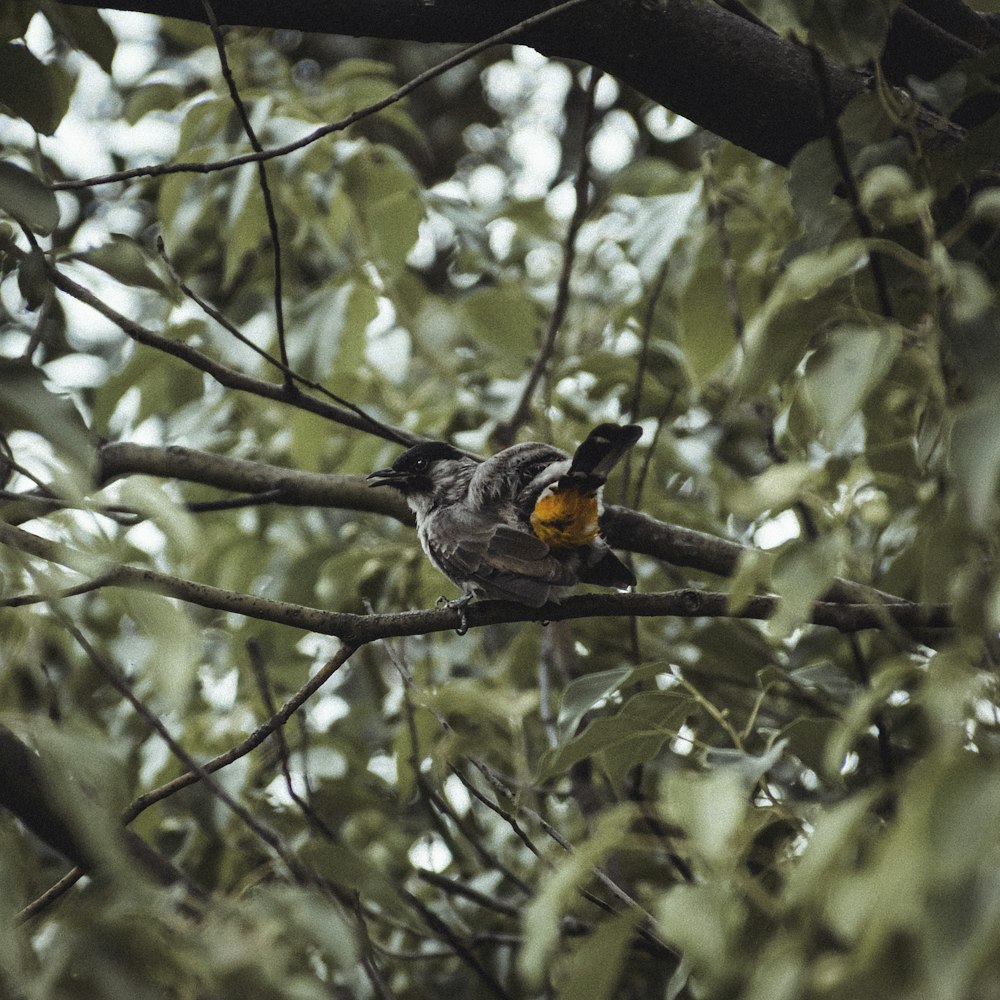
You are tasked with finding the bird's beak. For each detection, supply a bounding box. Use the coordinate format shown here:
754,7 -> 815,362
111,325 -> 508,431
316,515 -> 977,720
367,468 -> 404,488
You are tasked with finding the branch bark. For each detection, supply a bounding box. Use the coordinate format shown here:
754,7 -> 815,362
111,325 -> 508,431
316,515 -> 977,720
0,520 -> 953,643
51,0 -> 976,167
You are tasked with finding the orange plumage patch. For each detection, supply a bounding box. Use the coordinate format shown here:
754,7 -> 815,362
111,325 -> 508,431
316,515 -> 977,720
530,488 -> 600,549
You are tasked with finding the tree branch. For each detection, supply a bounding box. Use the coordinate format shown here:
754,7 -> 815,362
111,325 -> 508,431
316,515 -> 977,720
201,0 -> 290,375
33,243 -> 415,446
50,0 -> 970,168
0,520 -> 953,642
96,441 -> 412,520
493,68 -> 600,447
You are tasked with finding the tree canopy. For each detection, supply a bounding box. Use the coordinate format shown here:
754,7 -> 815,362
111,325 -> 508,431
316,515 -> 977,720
2,1 -> 1000,997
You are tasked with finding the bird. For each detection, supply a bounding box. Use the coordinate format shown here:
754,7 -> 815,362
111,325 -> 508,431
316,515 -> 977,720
367,423 -> 642,628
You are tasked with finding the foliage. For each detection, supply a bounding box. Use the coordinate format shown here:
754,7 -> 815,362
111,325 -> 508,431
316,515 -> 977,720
1,2 -> 1000,998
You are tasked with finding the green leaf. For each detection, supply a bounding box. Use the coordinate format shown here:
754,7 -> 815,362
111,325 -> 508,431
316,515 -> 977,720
295,276 -> 379,394
0,160 -> 59,235
726,462 -> 816,519
520,804 -> 637,988
539,690 -> 689,783
342,144 -> 423,272
0,359 -> 92,474
557,909 -> 641,1000
659,770 -> 749,868
739,0 -> 808,38
727,546 -> 775,613
67,234 -> 173,293
970,188 -> 1000,225
808,0 -> 897,69
16,244 -> 50,308
125,82 -> 184,125
91,333 -> 206,434
860,165 -> 931,226
462,284 -> 540,372
48,6 -> 117,74
803,323 -> 900,444
768,531 -> 846,638
420,679 -> 537,731
366,186 -> 423,271
740,239 -> 869,397
950,400 -> 1000,531
625,185 -> 703,283
556,667 -> 632,743
676,228 -> 741,385
0,43 -> 71,134
121,590 -> 202,708
656,882 -> 747,978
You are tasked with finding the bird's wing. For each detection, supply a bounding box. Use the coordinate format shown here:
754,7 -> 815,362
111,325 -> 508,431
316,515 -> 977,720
425,507 -> 576,607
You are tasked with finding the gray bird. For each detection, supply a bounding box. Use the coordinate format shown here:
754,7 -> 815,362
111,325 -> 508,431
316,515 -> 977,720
367,424 -> 642,621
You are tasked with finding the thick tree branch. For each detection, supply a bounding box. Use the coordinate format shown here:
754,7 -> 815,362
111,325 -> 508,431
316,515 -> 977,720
96,442 -> 925,610
96,441 -> 412,520
0,724 -> 205,898
51,0 -> 973,168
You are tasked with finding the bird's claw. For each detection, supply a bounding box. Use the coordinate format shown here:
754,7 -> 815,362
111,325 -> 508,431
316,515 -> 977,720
437,593 -> 473,635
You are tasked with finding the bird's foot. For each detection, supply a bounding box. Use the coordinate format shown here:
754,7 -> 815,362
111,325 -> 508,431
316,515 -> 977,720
436,593 -> 474,635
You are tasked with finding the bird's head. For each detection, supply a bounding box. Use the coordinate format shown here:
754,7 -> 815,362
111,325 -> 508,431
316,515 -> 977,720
367,441 -> 471,506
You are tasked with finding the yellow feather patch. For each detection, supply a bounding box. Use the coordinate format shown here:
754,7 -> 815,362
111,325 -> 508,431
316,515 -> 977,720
530,488 -> 600,548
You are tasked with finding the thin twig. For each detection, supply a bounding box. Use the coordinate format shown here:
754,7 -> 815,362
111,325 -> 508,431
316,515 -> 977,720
398,887 -> 513,999
493,67 -> 603,447
465,760 -> 675,958
703,149 -> 745,347
157,237 -> 382,427
201,0 -> 290,376
123,644 -> 357,821
848,632 -> 895,779
808,44 -> 893,318
417,870 -> 520,919
16,867 -> 84,924
352,892 -> 399,1000
246,638 -> 336,839
0,571 -> 116,608
48,601 -> 316,885
23,227 -> 412,445
52,0 -> 594,192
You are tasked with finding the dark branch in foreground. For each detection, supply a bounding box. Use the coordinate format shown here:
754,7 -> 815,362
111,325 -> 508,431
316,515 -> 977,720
49,0 -> 976,168
0,724 -> 205,902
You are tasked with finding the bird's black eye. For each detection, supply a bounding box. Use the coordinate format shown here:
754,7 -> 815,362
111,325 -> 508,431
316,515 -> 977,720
411,457 -> 429,473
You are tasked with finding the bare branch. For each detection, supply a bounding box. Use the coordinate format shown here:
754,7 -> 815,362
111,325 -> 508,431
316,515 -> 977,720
201,0 -> 290,375
493,68 -> 601,447
96,441 -> 412,521
51,0 -> 963,170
